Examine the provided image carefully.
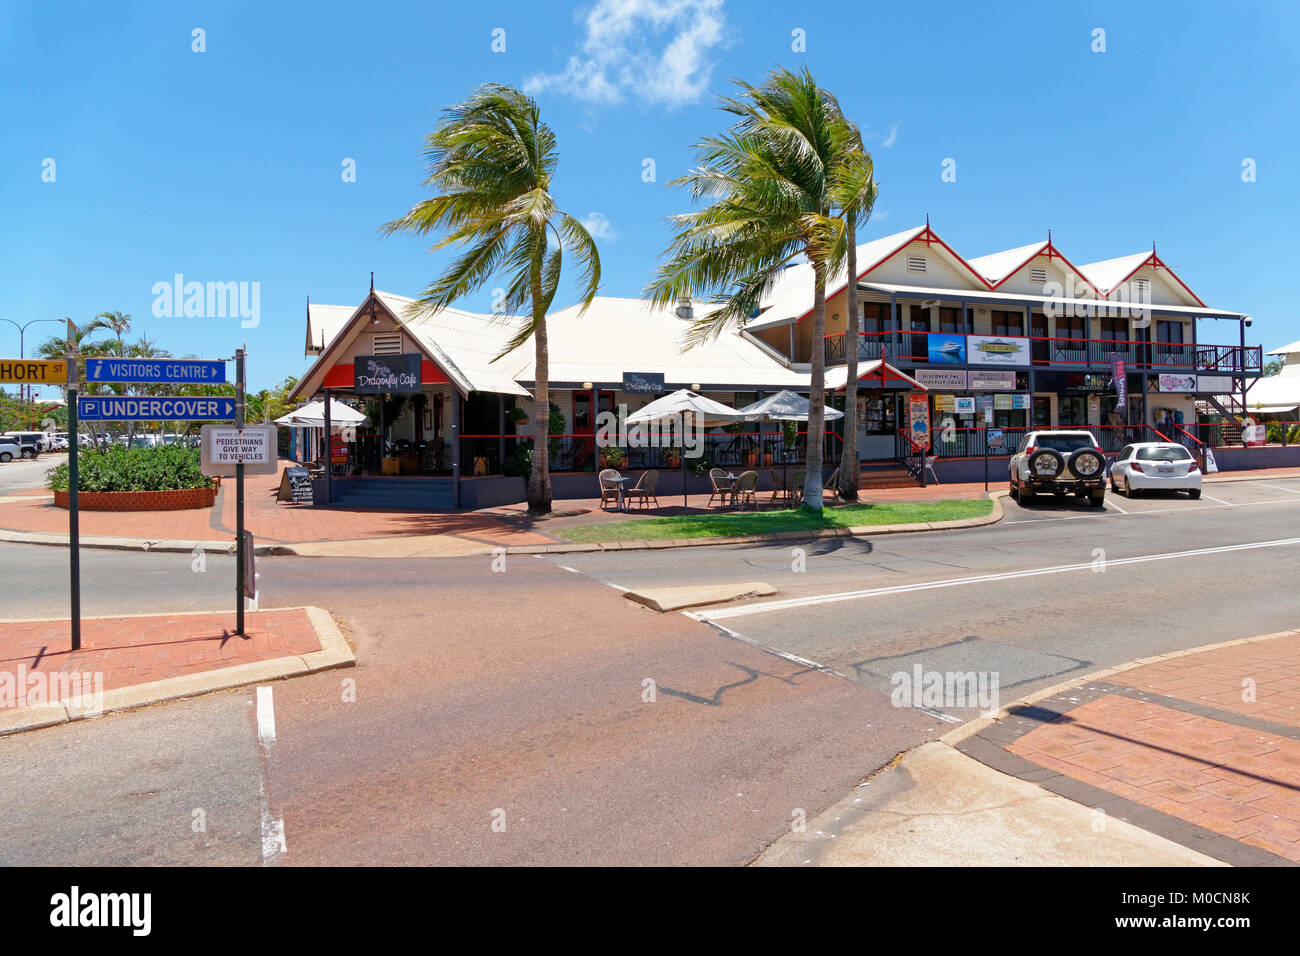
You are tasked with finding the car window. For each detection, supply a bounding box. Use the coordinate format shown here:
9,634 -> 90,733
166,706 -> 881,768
1136,446 -> 1191,462
1033,434 -> 1096,453
1117,445 -> 1132,460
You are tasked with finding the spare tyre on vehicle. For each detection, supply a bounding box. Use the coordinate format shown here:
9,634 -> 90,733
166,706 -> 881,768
1027,448 -> 1064,479
1068,447 -> 1105,480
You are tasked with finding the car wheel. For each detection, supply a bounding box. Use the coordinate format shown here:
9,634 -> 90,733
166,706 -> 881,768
1027,449 -> 1065,481
1068,448 -> 1106,481
0,452 -> 11,463
1089,491 -> 1105,507
1189,489 -> 1202,500
1009,480 -> 1019,500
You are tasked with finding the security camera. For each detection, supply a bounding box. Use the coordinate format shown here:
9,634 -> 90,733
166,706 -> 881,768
1244,315 -> 1253,327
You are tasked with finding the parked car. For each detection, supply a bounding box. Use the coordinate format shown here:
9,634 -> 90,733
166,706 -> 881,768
0,432 -> 43,458
1109,442 -> 1202,498
0,437 -> 20,463
1009,429 -> 1107,507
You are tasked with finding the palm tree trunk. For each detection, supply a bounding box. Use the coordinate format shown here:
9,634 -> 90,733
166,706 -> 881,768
527,279 -> 552,515
838,213 -> 860,501
803,262 -> 827,510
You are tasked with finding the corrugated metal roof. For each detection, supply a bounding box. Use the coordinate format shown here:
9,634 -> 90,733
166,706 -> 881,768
305,303 -> 357,356
967,241 -> 1049,285
1267,340 -> 1300,356
1076,252 -> 1157,294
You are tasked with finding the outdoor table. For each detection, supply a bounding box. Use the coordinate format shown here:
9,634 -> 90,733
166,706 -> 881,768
718,472 -> 740,508
606,475 -> 635,511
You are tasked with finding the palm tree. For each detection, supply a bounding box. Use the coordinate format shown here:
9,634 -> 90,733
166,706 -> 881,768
646,66 -> 856,511
382,84 -> 600,515
832,141 -> 878,501
93,311 -> 132,353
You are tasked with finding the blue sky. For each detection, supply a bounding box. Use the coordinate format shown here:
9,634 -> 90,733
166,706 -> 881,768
3,0 -> 1297,391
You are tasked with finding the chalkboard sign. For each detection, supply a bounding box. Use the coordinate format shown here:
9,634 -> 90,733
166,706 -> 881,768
278,466 -> 314,503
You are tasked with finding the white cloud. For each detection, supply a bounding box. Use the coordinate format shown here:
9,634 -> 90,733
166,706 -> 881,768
881,123 -> 899,148
580,212 -> 616,241
524,0 -> 727,108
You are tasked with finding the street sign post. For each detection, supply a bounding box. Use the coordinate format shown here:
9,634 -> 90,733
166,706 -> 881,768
76,396 -> 236,421
200,424 -> 278,476
84,358 -> 226,385
0,359 -> 71,385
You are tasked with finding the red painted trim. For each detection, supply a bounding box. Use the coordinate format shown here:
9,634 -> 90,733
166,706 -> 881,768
322,360 -> 449,390
984,240 -> 1104,298
794,225 -> 994,325
1099,253 -> 1207,308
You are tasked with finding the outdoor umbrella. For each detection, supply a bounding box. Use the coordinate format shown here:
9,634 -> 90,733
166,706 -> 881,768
736,390 -> 844,500
273,398 -> 369,429
625,389 -> 749,507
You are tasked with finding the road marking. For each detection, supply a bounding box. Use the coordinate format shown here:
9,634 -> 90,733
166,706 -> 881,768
1006,495 -> 1299,524
689,536 -> 1300,621
1199,492 -> 1234,506
1105,498 -> 1128,515
605,582 -> 630,593
256,685 -> 277,744
1260,483 -> 1300,495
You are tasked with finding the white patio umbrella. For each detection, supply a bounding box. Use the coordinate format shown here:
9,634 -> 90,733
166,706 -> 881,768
273,398 -> 369,429
625,389 -> 749,506
735,390 -> 844,501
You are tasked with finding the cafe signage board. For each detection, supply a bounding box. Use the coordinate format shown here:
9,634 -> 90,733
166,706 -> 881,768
354,354 -> 422,394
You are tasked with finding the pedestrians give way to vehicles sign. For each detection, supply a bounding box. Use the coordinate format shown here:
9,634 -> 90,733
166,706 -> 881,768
200,424 -> 278,476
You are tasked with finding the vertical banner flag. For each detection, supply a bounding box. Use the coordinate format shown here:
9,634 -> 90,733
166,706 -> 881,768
1110,353 -> 1127,417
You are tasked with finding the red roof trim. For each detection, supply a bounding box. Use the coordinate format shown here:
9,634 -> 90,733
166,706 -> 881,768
795,225 -> 993,324
1099,253 -> 1207,308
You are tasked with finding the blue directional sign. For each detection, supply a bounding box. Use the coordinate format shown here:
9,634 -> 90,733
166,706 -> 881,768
77,396 -> 236,421
84,358 -> 227,385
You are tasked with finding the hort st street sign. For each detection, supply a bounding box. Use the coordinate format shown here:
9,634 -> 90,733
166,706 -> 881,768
0,359 -> 71,384
76,396 -> 236,421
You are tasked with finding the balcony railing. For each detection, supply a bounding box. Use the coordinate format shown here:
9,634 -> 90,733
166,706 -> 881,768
824,332 -> 1262,374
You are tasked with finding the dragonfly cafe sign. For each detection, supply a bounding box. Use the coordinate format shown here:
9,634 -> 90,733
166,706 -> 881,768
354,354 -> 422,394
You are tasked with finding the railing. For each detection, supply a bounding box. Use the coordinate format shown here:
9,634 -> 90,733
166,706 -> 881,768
823,332 -> 1262,373
897,424 -> 1174,460
456,431 -> 840,476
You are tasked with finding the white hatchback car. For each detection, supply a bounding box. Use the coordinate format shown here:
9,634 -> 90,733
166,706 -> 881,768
0,438 -> 20,463
1109,442 -> 1202,498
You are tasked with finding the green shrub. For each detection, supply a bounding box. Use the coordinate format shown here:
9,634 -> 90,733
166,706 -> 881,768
503,441 -> 534,478
46,445 -> 212,493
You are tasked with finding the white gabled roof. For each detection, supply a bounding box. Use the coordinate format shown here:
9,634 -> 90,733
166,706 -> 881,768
967,241 -> 1049,286
506,296 -> 809,388
381,292 -> 531,397
1076,252 -> 1154,294
1267,339 -> 1300,356
748,226 -> 928,327
305,303 -> 357,355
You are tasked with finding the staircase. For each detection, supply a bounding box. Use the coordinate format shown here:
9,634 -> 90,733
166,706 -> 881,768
857,462 -> 917,490
328,477 -> 455,510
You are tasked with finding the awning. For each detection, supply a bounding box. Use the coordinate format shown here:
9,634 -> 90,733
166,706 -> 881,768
274,398 -> 369,429
825,360 -> 927,391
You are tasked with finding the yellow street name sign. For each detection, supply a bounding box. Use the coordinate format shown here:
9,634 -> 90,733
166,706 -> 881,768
0,359 -> 71,384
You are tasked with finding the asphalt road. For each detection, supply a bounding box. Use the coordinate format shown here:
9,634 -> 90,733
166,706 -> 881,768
0,455 -> 58,495
2,474 -> 1298,865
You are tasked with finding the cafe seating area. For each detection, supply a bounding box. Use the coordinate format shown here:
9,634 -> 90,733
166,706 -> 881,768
597,467 -> 841,512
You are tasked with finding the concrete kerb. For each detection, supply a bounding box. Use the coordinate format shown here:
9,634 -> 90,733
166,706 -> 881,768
940,626 -> 1300,748
0,605 -> 355,737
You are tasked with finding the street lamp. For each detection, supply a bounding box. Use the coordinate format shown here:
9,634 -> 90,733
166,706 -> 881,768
0,317 -> 63,410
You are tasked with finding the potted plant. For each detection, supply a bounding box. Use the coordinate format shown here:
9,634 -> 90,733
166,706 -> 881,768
762,448 -> 773,466
664,446 -> 681,468
599,445 -> 625,469
508,406 -> 529,427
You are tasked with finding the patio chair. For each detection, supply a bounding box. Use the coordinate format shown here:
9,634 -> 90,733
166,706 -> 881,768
626,469 -> 660,509
787,470 -> 806,507
767,469 -> 787,507
823,466 -> 841,503
598,468 -> 622,510
707,467 -> 731,508
733,470 -> 759,511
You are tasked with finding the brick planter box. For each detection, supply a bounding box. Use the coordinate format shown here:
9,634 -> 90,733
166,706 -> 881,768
54,486 -> 217,512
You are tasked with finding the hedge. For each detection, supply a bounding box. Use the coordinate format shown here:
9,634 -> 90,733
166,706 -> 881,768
45,445 -> 213,493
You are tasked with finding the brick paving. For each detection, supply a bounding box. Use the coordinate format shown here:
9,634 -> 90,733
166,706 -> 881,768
965,631 -> 1300,865
0,608 -> 320,696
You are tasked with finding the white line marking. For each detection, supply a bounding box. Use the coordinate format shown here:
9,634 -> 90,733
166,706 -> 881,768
1007,496 -> 1299,524
690,536 -> 1300,621
256,685 -> 276,744
1105,498 -> 1128,515
261,808 -> 287,862
1259,483 -> 1300,495
557,565 -> 580,573
1198,493 -> 1234,506
605,582 -> 630,592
